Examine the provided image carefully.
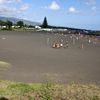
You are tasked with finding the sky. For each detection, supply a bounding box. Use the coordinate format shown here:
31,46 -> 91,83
0,0 -> 100,30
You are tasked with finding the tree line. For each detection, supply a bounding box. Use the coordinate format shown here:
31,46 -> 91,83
0,20 -> 24,30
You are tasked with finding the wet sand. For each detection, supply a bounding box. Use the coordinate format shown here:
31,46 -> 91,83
0,31 -> 100,83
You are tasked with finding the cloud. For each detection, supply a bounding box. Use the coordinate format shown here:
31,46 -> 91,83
68,7 -> 79,14
19,4 -> 29,11
0,0 -> 29,17
85,0 -> 98,15
0,3 -> 29,17
48,1 -> 60,10
91,6 -> 97,15
0,0 -> 21,4
92,6 -> 96,10
85,0 -> 96,6
78,0 -> 96,5
0,7 -> 17,16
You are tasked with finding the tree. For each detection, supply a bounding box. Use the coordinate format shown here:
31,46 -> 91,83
6,20 -> 13,30
0,20 -> 6,26
0,20 -> 13,30
0,20 -> 2,26
42,16 -> 48,28
17,21 -> 24,28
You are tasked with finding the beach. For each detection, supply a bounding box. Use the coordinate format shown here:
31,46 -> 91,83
0,31 -> 100,83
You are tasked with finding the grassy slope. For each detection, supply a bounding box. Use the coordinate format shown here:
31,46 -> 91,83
0,80 -> 100,100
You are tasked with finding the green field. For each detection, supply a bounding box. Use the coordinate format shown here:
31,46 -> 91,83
0,80 -> 100,100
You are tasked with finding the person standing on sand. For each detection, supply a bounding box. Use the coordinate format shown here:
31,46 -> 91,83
61,39 -> 63,43
81,43 -> 84,49
64,40 -> 69,48
88,39 -> 91,43
72,37 -> 75,45
66,40 -> 69,48
47,38 -> 50,46
76,36 -> 79,40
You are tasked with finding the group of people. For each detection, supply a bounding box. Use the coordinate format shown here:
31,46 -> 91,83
52,39 -> 69,49
47,32 -> 100,49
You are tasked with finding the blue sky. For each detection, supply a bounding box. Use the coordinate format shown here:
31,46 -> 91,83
0,0 -> 100,30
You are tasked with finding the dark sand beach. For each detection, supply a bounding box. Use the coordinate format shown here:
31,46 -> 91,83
0,31 -> 100,83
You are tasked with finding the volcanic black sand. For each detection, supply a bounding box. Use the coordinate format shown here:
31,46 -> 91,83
0,31 -> 100,83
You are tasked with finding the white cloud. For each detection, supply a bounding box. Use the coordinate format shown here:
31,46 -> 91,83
20,4 -> 29,11
68,7 -> 79,14
48,1 -> 60,10
0,0 -> 21,4
85,0 -> 96,6
0,0 -> 6,4
85,0 -> 98,15
0,7 -> 17,16
0,0 -> 30,18
92,6 -> 96,10
78,0 -> 97,15
0,3 -> 29,17
91,6 -> 97,15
